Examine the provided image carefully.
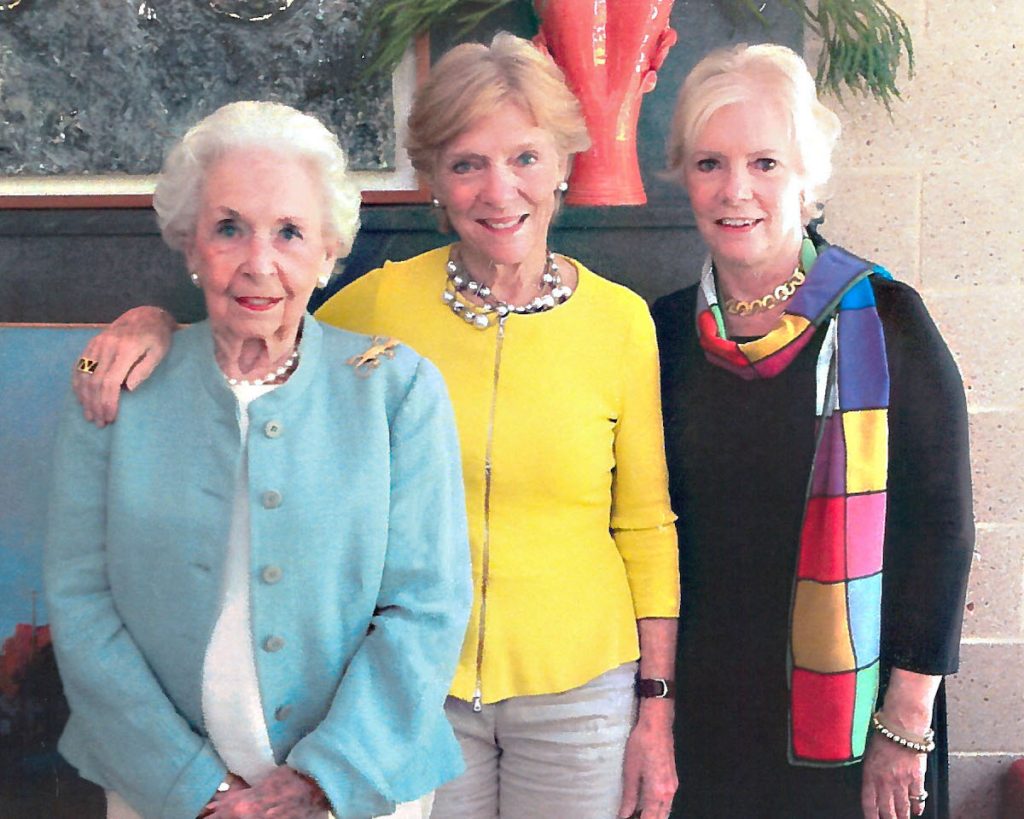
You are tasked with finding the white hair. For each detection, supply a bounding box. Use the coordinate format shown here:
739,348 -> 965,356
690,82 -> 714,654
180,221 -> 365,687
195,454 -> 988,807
666,43 -> 842,221
153,100 -> 361,256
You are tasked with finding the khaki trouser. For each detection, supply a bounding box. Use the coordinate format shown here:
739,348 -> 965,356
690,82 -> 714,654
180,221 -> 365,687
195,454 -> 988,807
430,662 -> 638,819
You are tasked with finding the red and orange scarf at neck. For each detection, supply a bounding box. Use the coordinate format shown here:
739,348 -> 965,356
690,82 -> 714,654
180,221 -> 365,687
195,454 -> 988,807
697,243 -> 892,766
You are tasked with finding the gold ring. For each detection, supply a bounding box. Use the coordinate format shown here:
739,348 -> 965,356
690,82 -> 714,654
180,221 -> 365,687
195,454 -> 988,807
76,357 -> 98,375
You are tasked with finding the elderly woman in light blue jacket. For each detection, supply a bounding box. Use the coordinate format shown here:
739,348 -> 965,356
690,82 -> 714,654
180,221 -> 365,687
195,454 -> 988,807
44,101 -> 471,819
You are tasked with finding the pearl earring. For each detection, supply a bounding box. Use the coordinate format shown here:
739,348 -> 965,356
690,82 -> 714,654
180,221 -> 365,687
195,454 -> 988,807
189,271 -> 201,287
557,180 -> 569,194
317,273 -> 331,289
431,197 -> 442,209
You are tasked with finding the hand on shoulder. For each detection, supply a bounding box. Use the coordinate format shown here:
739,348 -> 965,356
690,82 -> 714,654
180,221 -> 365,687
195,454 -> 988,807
73,306 -> 177,427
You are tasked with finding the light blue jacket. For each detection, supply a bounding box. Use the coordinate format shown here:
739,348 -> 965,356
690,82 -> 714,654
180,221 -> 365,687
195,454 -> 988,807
44,317 -> 472,819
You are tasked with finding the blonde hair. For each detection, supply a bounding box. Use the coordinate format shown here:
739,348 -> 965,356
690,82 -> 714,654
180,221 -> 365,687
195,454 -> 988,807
666,43 -> 841,221
154,100 -> 361,257
405,32 -> 591,180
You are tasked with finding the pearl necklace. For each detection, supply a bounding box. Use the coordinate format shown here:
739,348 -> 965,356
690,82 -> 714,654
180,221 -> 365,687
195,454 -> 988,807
721,266 -> 806,317
224,347 -> 300,387
441,250 -> 573,329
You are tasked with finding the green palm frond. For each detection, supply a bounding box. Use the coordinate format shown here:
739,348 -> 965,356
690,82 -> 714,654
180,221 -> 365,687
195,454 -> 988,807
723,0 -> 914,108
360,0 -> 526,78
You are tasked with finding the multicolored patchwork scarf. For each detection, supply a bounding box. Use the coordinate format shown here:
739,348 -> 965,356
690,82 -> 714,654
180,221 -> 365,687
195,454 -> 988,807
696,240 -> 891,766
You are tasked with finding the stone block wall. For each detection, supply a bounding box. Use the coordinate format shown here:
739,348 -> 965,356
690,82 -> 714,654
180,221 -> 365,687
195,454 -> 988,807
811,2 -> 1024,815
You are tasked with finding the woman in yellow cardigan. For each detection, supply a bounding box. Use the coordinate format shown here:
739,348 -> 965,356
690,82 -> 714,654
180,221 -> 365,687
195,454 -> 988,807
73,34 -> 679,819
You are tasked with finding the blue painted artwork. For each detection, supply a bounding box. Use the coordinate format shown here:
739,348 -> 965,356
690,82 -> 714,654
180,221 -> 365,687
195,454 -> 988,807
0,325 -> 106,816
0,326 -> 99,639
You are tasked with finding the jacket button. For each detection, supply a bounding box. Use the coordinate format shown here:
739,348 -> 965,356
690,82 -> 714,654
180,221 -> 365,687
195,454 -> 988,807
264,420 -> 283,438
262,490 -> 282,509
263,635 -> 285,653
261,565 -> 283,584
274,704 -> 293,721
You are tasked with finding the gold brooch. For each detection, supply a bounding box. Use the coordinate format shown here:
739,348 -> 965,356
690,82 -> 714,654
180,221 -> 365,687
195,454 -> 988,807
346,336 -> 400,376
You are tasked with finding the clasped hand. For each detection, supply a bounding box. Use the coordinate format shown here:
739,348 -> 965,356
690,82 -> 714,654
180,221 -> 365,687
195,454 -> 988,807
199,766 -> 328,819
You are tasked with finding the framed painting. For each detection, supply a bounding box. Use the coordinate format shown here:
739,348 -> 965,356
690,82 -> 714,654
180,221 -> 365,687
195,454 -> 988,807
0,324 -> 106,816
0,0 -> 428,207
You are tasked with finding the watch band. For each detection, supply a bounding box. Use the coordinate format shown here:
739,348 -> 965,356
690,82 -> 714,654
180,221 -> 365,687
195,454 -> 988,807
635,676 -> 675,699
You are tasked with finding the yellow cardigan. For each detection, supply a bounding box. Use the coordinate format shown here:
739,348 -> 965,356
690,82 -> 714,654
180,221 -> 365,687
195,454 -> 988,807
317,246 -> 679,704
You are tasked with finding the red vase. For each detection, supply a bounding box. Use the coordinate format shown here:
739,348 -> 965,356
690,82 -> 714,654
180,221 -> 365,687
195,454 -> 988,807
534,0 -> 677,206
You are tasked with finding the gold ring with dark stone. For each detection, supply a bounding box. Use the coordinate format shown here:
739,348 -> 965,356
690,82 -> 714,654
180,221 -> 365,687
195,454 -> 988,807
76,357 -> 98,375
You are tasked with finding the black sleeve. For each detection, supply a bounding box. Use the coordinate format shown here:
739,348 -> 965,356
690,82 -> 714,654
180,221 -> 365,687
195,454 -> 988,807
652,285 -> 699,399
877,278 -> 974,674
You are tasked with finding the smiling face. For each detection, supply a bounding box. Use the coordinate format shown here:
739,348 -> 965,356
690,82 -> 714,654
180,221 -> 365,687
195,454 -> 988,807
186,148 -> 339,349
431,102 -> 567,272
684,97 -> 806,280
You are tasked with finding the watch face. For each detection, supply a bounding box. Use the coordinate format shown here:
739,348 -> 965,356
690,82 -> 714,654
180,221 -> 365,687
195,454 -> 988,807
205,0 -> 298,22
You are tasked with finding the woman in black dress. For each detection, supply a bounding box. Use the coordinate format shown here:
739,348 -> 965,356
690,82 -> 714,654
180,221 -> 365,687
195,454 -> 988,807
654,44 -> 973,819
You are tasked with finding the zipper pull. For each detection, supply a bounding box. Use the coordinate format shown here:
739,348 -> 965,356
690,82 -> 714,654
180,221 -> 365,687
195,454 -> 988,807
472,687 -> 483,713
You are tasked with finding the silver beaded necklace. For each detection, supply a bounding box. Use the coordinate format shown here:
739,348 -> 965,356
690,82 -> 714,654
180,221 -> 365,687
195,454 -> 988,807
441,249 -> 573,330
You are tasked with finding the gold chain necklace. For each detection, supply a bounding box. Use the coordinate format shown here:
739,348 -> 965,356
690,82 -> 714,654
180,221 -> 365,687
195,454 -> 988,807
722,267 -> 806,317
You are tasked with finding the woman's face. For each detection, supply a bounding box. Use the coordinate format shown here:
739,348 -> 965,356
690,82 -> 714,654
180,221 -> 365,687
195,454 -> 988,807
432,102 -> 567,269
186,148 -> 338,346
684,97 -> 806,277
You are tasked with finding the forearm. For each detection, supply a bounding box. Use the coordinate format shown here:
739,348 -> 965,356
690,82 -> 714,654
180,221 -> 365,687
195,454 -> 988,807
879,667 -> 942,735
636,617 -> 678,728
112,304 -> 178,330
861,668 -> 940,817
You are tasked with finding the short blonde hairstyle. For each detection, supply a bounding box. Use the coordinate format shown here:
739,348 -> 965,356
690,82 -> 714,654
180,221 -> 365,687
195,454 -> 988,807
406,32 -> 591,180
154,101 -> 361,257
666,43 -> 841,221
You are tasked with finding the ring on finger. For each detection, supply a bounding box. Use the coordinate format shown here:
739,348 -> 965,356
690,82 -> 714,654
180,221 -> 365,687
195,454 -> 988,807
76,356 -> 99,375
910,788 -> 928,803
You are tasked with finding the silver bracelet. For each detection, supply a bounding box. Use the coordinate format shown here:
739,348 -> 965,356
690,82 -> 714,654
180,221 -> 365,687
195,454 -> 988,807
871,711 -> 936,753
